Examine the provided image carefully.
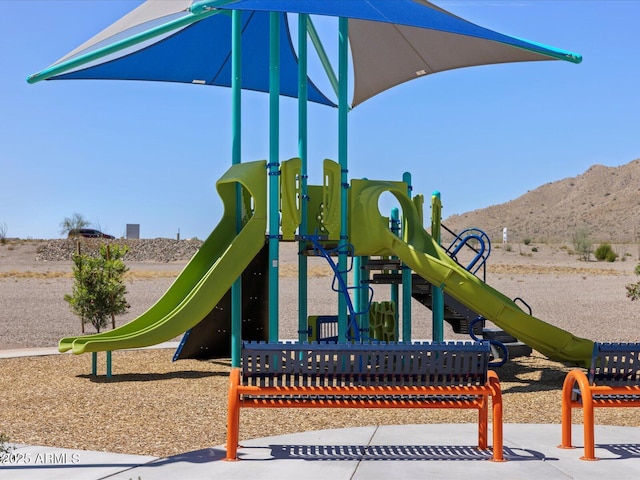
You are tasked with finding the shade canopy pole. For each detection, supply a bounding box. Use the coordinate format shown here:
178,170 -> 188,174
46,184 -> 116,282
298,13 -> 309,341
268,12 -> 281,342
337,17 -> 349,342
431,191 -> 444,342
230,9 -> 242,367
402,172 -> 412,342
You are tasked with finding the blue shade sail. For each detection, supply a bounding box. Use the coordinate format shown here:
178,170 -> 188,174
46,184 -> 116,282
29,7 -> 335,107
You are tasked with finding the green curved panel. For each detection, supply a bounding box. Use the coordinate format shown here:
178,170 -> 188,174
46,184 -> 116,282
322,159 -> 341,240
280,157 -> 302,240
349,179 -> 594,367
59,160 -> 267,354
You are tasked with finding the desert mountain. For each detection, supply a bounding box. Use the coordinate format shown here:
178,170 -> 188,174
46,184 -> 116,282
443,158 -> 640,244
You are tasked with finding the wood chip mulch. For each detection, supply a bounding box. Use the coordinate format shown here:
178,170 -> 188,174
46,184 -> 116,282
2,349 -> 638,458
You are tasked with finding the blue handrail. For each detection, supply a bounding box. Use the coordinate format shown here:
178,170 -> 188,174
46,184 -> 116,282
302,234 -> 373,342
468,316 -> 508,367
446,228 -> 491,275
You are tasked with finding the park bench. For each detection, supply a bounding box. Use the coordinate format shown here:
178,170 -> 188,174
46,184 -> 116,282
226,341 -> 504,461
560,342 -> 640,460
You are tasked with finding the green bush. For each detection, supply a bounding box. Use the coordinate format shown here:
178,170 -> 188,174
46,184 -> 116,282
523,238 -> 531,245
64,244 -> 130,333
594,243 -> 616,262
626,264 -> 640,301
531,247 -> 538,252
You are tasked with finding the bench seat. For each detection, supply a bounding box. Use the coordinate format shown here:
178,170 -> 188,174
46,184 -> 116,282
560,342 -> 640,460
226,341 -> 503,461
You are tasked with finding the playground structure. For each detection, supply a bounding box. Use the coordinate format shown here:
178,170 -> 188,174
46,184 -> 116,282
27,1 -> 593,370
58,157 -> 595,368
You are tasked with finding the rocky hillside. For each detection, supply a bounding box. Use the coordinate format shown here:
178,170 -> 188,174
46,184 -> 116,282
443,158 -> 640,245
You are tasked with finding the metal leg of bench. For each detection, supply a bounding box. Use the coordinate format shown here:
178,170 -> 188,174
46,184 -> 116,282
580,394 -> 597,461
489,372 -> 505,462
226,368 -> 241,461
478,398 -> 488,450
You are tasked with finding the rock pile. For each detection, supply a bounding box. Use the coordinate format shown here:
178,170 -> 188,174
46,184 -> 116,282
36,238 -> 203,263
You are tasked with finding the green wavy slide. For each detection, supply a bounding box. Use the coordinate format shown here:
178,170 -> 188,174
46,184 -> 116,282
349,179 -> 594,367
59,160 -> 267,355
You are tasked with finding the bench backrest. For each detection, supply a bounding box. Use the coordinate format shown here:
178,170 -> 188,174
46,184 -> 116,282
589,342 -> 640,386
241,341 -> 491,388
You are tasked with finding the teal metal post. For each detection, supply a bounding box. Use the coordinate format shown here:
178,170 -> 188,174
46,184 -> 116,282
402,172 -> 412,342
337,17 -> 349,342
268,12 -> 280,342
106,351 -> 112,378
91,352 -> 97,376
390,208 -> 400,339
298,14 -> 309,342
230,9 -> 242,367
353,255 -> 361,340
431,191 -> 444,342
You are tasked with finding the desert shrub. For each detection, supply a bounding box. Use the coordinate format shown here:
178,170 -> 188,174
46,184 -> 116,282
0,432 -> 12,454
60,212 -> 90,236
0,222 -> 7,244
626,264 -> 640,301
572,229 -> 592,261
504,244 -> 512,252
523,238 -> 531,245
64,244 -> 130,333
594,243 -> 616,262
531,247 -> 538,252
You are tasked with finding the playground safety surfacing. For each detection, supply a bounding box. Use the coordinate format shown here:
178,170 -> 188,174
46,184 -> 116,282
4,423 -> 640,480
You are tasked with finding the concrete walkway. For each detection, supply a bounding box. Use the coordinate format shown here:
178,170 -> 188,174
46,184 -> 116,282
3,423 -> 640,480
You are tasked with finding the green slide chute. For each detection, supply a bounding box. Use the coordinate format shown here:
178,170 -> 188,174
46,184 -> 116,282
349,179 -> 594,367
59,160 -> 267,355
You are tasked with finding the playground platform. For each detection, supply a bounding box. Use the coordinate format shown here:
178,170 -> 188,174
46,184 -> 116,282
3,423 -> 640,480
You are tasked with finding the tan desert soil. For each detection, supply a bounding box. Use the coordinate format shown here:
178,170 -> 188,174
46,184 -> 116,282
1,240 -> 639,457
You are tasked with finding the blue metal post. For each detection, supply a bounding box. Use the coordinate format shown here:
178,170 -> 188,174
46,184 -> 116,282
431,191 -> 444,342
230,9 -> 242,367
268,12 -> 280,342
402,172 -> 412,342
298,14 -> 309,342
337,17 -> 349,343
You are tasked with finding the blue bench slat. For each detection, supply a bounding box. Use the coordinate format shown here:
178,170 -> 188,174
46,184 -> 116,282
588,342 -> 640,387
241,341 -> 491,388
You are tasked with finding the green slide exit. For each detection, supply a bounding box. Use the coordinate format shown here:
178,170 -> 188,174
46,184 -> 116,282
59,160 -> 267,355
349,179 -> 594,367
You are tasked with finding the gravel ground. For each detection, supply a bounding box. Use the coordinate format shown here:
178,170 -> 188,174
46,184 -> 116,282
1,239 -> 639,457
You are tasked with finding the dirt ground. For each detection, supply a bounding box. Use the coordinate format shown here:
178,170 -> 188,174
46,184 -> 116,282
1,239 -> 639,457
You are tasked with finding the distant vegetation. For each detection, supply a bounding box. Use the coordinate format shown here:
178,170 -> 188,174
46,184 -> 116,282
594,242 -> 618,262
627,264 -> 640,301
60,212 -> 90,236
572,229 -> 593,262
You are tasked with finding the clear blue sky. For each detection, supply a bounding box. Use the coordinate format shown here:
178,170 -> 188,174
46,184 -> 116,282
1,1 -> 639,240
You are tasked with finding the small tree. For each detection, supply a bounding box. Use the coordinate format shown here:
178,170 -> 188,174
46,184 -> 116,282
626,264 -> 640,301
572,229 -> 593,262
60,212 -> 90,236
64,244 -> 130,333
0,222 -> 7,244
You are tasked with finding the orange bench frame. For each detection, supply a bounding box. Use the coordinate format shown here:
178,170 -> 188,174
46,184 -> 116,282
226,342 -> 504,462
559,342 -> 640,460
